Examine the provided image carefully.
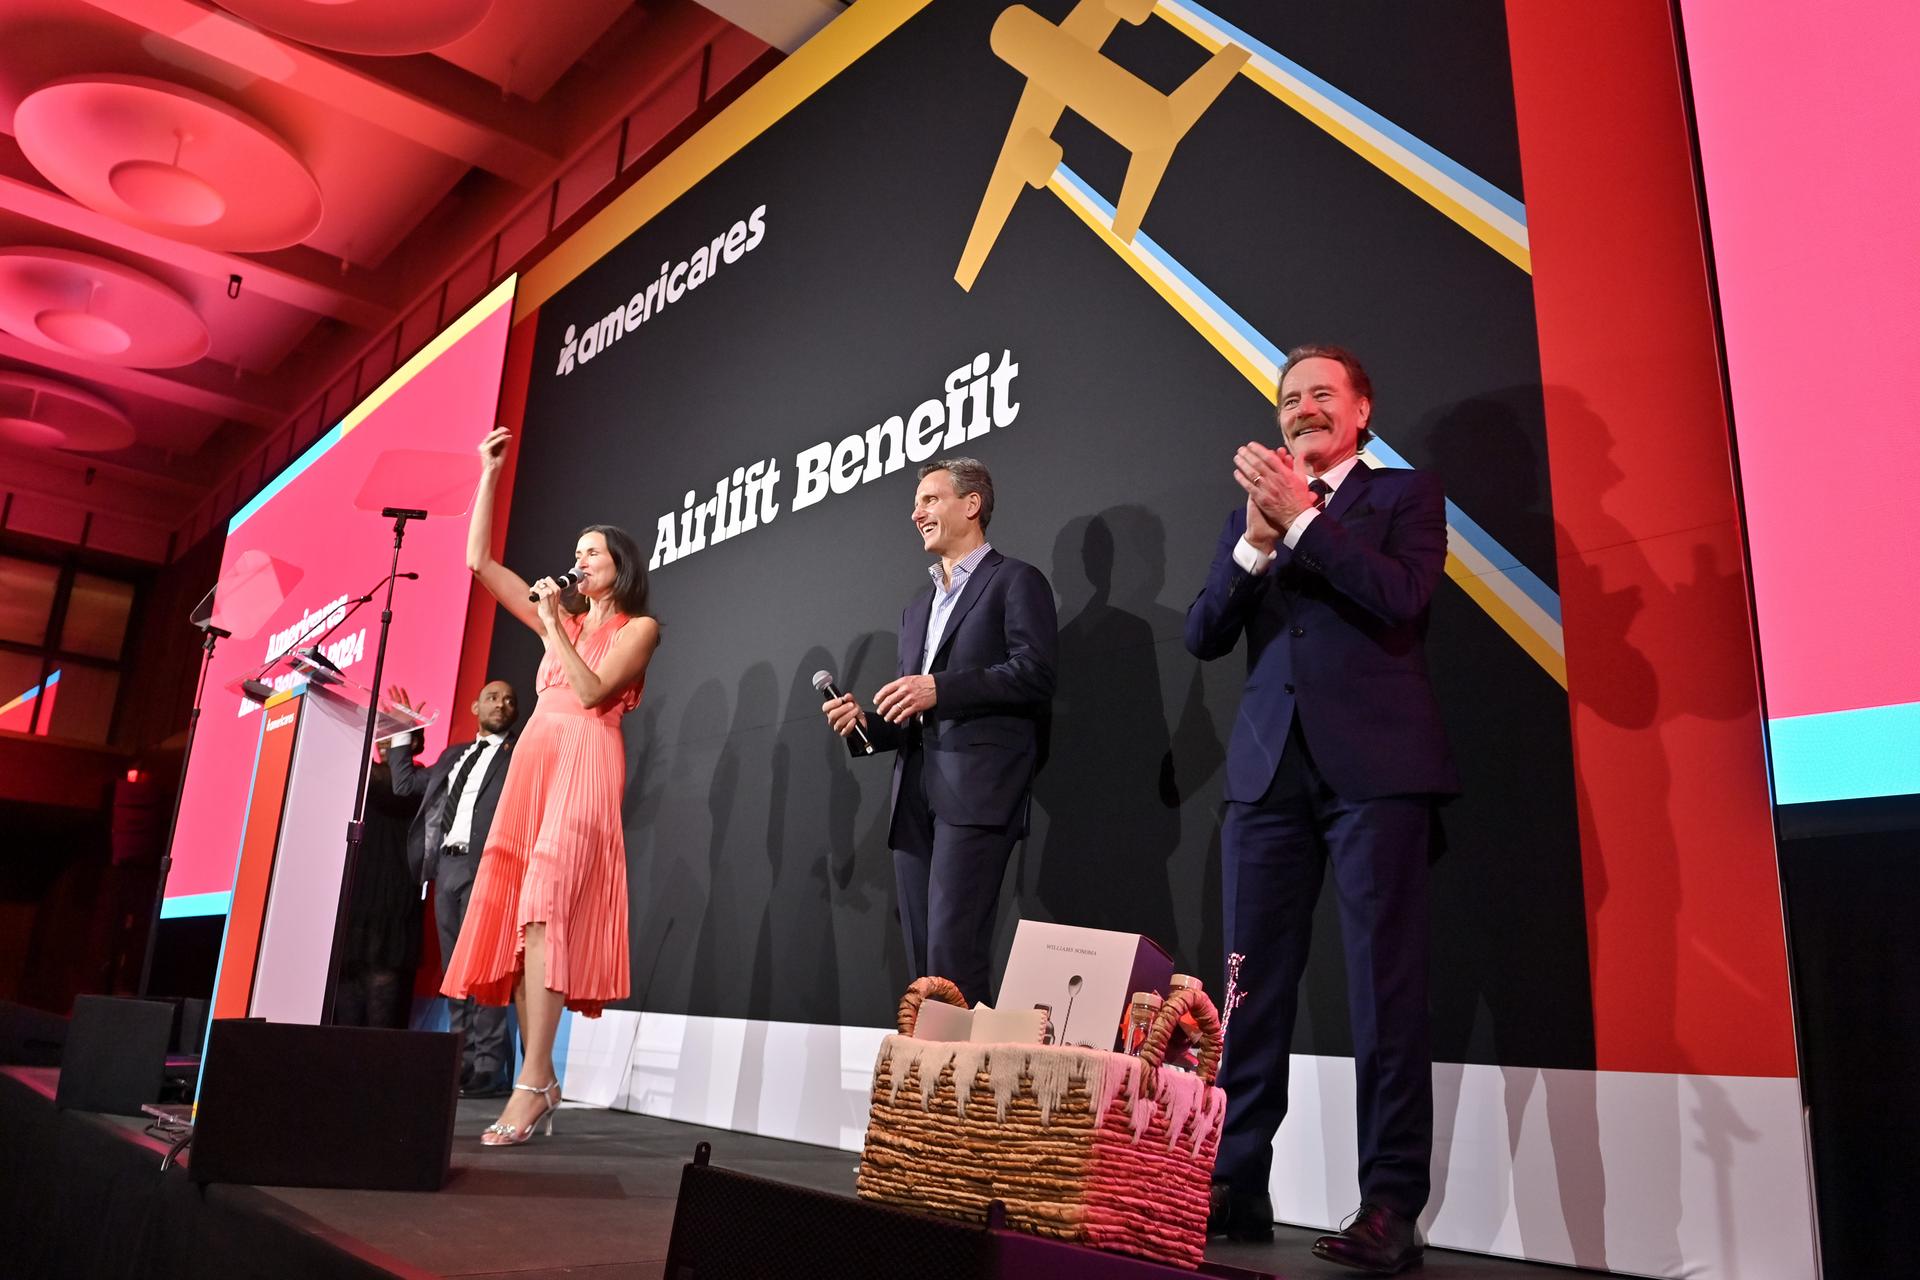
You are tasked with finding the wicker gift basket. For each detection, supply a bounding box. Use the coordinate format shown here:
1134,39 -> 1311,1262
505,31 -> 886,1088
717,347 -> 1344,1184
856,976 -> 1227,1269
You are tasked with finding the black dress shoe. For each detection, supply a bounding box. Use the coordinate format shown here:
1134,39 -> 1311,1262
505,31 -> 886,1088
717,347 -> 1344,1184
1312,1202 -> 1424,1274
460,1078 -> 512,1099
1206,1184 -> 1275,1243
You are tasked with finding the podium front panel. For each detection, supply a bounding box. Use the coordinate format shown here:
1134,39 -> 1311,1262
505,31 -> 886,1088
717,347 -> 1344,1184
250,685 -> 367,1022
210,696 -> 305,1021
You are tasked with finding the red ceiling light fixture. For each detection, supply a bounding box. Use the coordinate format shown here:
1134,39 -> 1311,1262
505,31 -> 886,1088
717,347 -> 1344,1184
36,279 -> 129,358
0,248 -> 211,369
109,129 -> 227,229
211,0 -> 495,56
14,75 -> 324,252
0,373 -> 136,453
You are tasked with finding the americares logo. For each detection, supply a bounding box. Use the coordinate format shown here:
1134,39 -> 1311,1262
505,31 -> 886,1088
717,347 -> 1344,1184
555,204 -> 768,376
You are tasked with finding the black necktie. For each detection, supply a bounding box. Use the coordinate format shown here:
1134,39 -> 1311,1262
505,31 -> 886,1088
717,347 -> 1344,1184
1309,478 -> 1333,508
438,741 -> 488,834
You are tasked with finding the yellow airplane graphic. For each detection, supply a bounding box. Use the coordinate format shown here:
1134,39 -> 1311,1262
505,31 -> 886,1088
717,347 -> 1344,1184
956,0 -> 1248,290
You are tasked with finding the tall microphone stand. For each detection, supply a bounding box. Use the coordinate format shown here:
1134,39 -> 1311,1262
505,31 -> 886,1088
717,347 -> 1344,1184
138,611 -> 230,998
320,507 -> 426,1026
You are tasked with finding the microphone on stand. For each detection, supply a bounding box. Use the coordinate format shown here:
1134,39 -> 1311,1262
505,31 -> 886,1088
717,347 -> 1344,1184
812,670 -> 875,755
527,569 -> 582,603
236,571 -> 419,703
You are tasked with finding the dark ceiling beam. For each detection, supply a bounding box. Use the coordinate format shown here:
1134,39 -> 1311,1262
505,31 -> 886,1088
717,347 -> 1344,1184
0,439 -> 201,499
0,143 -> 395,330
359,0 -> 734,311
75,0 -> 561,187
0,332 -> 284,427
547,0 -> 732,145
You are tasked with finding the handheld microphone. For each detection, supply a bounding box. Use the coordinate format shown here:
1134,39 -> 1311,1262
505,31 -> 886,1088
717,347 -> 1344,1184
528,570 -> 581,603
812,670 -> 875,755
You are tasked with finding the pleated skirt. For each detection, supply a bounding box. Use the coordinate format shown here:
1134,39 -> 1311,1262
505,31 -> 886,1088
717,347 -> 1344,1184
440,696 -> 630,1017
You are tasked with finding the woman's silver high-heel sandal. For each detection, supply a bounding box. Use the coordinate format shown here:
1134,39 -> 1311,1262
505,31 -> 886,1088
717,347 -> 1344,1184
480,1080 -> 560,1146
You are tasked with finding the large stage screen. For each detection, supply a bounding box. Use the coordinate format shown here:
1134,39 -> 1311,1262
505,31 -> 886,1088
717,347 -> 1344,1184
1680,0 -> 1920,805
499,0 -> 1593,1053
162,278 -> 518,916
460,4 -> 1817,1272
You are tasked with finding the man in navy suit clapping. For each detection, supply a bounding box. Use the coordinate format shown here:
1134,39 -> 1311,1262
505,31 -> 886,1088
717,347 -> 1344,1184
1187,346 -> 1457,1275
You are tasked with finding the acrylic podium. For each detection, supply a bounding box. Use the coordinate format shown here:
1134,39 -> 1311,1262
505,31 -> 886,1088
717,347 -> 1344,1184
208,675 -> 430,1025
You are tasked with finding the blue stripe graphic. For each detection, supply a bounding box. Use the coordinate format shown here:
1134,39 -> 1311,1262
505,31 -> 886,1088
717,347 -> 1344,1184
161,891 -> 232,919
1054,166 -> 1283,372
1055,165 -> 1560,630
229,423 -> 345,533
1162,0 -> 1527,227
1770,701 -> 1920,805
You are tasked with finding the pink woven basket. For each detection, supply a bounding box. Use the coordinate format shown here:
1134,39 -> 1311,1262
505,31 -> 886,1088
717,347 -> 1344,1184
856,976 -> 1226,1269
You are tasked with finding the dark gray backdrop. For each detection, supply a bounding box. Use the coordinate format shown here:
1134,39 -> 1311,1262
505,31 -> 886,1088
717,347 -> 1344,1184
493,0 -> 1592,1071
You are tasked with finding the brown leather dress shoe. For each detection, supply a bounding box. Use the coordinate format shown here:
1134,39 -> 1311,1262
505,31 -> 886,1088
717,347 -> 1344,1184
1312,1202 -> 1424,1274
1206,1183 -> 1275,1242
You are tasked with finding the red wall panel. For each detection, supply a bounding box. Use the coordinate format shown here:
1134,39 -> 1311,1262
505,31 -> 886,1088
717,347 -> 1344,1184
1508,0 -> 1795,1076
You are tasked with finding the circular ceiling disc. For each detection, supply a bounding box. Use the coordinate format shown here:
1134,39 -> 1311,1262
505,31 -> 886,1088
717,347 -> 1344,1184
0,247 -> 210,369
15,75 -> 322,252
0,373 -> 137,453
0,417 -> 71,449
107,159 -> 229,227
213,0 -> 494,55
34,309 -> 134,356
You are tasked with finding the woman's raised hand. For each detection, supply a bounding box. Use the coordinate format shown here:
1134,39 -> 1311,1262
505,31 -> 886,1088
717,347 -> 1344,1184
479,426 -> 512,474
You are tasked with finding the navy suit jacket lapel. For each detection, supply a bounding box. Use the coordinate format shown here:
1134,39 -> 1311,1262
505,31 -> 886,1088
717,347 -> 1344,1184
930,550 -> 1003,669
1325,458 -> 1374,520
900,583 -> 934,677
1273,462 -> 1372,592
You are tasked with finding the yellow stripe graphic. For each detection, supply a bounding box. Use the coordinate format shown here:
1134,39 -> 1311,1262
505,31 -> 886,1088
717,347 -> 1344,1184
518,1 -> 936,320
341,275 -> 518,438
1048,172 -> 1564,686
1155,2 -> 1531,273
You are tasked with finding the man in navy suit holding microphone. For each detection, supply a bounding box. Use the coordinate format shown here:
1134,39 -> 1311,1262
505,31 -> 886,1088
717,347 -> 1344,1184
821,456 -> 1057,1007
1187,346 -> 1456,1274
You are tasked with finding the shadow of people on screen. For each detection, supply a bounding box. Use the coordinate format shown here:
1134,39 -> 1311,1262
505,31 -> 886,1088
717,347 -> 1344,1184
1029,508 -> 1181,952
756,654 -> 847,1025
817,630 -> 911,1023
1386,389 -> 1610,1264
686,663 -> 779,1019
634,677 -> 728,1013
621,697 -> 675,1005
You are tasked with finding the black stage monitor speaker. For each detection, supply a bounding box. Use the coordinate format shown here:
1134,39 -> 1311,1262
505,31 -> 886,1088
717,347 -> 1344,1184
174,996 -> 210,1056
190,1021 -> 460,1191
0,999 -> 69,1066
55,995 -> 174,1114
663,1146 -> 1272,1280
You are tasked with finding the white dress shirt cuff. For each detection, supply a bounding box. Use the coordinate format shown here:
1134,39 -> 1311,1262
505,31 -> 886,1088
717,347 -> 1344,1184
1282,506 -> 1321,550
1232,535 -> 1275,575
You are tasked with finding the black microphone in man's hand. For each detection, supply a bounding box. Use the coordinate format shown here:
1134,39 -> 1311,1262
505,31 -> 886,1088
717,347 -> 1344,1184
527,569 -> 581,603
812,670 -> 875,755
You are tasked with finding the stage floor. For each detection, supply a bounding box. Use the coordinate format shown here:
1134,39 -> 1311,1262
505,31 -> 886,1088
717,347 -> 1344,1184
3,1066 -> 1617,1279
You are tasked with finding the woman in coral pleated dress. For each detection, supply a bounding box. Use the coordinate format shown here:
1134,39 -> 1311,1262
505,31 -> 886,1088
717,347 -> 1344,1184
444,425 -> 659,1146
